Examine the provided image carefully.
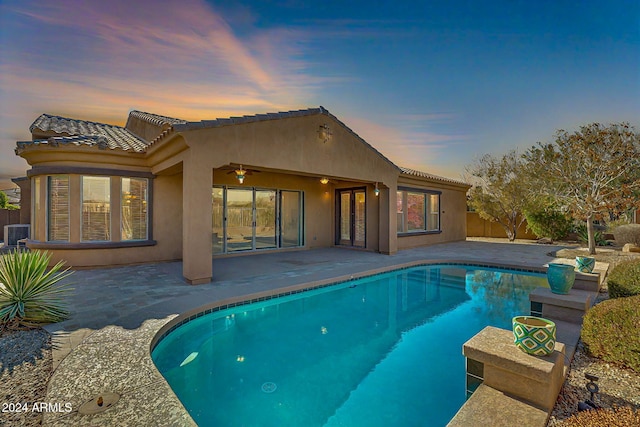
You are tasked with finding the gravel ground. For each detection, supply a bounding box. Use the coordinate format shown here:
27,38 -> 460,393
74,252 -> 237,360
0,327 -> 52,427
548,246 -> 640,426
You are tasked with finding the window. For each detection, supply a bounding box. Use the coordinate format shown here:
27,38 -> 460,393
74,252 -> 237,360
397,189 -> 440,234
121,178 -> 148,240
47,176 -> 70,241
82,176 -> 111,241
396,191 -> 404,233
32,177 -> 40,240
407,192 -> 426,231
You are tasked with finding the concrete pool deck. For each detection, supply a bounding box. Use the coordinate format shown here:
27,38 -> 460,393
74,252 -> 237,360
41,239 -> 603,426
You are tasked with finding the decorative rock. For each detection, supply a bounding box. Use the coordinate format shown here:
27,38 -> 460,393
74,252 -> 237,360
622,243 -> 640,253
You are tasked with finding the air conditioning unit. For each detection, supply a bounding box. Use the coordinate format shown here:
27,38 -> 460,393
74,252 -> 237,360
4,224 -> 30,246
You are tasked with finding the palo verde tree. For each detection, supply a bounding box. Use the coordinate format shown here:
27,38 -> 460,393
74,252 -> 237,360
524,122 -> 640,254
466,150 -> 531,241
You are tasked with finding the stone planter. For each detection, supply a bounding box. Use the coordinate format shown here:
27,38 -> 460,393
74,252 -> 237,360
575,256 -> 595,273
546,263 -> 576,295
512,316 -> 557,356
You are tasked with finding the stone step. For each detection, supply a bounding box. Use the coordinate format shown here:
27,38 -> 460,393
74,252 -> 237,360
529,287 -> 595,324
462,326 -> 566,412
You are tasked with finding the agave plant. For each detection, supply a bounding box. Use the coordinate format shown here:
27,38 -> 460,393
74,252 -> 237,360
0,250 -> 73,325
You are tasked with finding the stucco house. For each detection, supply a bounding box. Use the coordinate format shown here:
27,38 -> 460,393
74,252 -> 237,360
15,107 -> 470,284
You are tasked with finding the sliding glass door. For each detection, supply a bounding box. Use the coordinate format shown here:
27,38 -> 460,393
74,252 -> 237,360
212,186 -> 303,254
281,190 -> 302,247
226,188 -> 253,252
255,190 -> 277,250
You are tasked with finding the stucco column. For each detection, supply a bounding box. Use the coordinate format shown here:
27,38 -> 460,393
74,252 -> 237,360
378,184 -> 397,254
182,151 -> 213,284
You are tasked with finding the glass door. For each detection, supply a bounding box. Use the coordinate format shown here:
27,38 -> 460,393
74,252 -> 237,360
337,188 -> 366,248
255,190 -> 277,250
280,191 -> 302,247
213,186 -> 303,254
339,191 -> 351,246
226,188 -> 253,252
212,187 -> 224,254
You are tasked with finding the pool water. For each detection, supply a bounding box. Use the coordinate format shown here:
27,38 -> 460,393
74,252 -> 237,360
152,265 -> 548,427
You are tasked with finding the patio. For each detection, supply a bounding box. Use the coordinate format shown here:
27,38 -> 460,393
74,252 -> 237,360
42,239 -> 586,426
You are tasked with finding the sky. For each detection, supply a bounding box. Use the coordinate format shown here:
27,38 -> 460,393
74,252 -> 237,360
0,0 -> 638,191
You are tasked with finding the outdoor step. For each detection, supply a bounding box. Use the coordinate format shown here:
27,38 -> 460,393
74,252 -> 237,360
447,384 -> 549,427
462,326 -> 566,412
529,287 -> 594,324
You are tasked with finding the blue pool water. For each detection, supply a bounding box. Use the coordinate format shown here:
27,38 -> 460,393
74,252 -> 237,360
152,265 -> 548,427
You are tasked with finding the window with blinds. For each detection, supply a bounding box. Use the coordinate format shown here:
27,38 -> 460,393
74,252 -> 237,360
81,176 -> 111,241
121,177 -> 148,240
47,176 -> 70,241
32,176 -> 40,240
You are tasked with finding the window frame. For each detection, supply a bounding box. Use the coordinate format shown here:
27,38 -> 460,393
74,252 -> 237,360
81,175 -> 112,242
121,177 -> 149,241
26,168 -> 155,249
397,187 -> 442,235
46,175 -> 70,242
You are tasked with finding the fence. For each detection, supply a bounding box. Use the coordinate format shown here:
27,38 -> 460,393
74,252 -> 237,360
0,209 -> 22,242
466,211 -> 537,239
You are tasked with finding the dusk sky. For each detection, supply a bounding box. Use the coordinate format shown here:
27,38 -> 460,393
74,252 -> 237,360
1,0 -> 638,190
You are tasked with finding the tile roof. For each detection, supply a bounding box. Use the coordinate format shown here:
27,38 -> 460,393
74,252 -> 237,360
127,110 -> 187,127
19,109 -> 469,188
16,135 -> 109,151
28,114 -> 148,152
399,166 -> 469,186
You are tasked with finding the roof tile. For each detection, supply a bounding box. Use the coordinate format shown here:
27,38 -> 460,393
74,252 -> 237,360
399,166 -> 469,186
29,114 -> 148,152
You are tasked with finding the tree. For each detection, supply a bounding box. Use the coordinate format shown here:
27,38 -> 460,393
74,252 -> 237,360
524,202 -> 573,242
524,123 -> 640,254
466,150 -> 531,241
0,191 -> 18,210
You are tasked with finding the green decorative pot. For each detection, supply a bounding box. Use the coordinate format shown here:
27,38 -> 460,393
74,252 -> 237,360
546,263 -> 576,295
576,256 -> 595,273
512,316 -> 556,356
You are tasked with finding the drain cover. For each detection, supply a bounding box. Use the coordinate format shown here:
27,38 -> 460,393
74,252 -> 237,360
261,382 -> 277,393
78,392 -> 120,415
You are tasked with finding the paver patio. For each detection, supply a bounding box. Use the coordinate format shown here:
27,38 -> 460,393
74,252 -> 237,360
41,239 -> 595,426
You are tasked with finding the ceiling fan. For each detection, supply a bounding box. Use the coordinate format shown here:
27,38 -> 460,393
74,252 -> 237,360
219,164 -> 260,184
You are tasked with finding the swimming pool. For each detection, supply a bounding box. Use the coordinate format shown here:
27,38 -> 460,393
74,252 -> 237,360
152,264 -> 548,427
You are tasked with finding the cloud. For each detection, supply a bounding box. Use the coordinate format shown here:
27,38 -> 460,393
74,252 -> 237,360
2,0 -> 324,112
0,0 -> 338,180
343,112 -> 468,175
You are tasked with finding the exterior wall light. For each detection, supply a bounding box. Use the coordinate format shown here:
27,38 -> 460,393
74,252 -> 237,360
235,165 -> 246,184
320,177 -> 329,185
318,124 -> 332,143
374,182 -> 380,196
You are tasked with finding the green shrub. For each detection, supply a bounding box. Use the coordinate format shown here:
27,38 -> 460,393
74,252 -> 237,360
0,250 -> 73,325
612,223 -> 640,246
575,223 -> 608,246
524,207 -> 572,241
581,295 -> 640,372
607,259 -> 640,298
